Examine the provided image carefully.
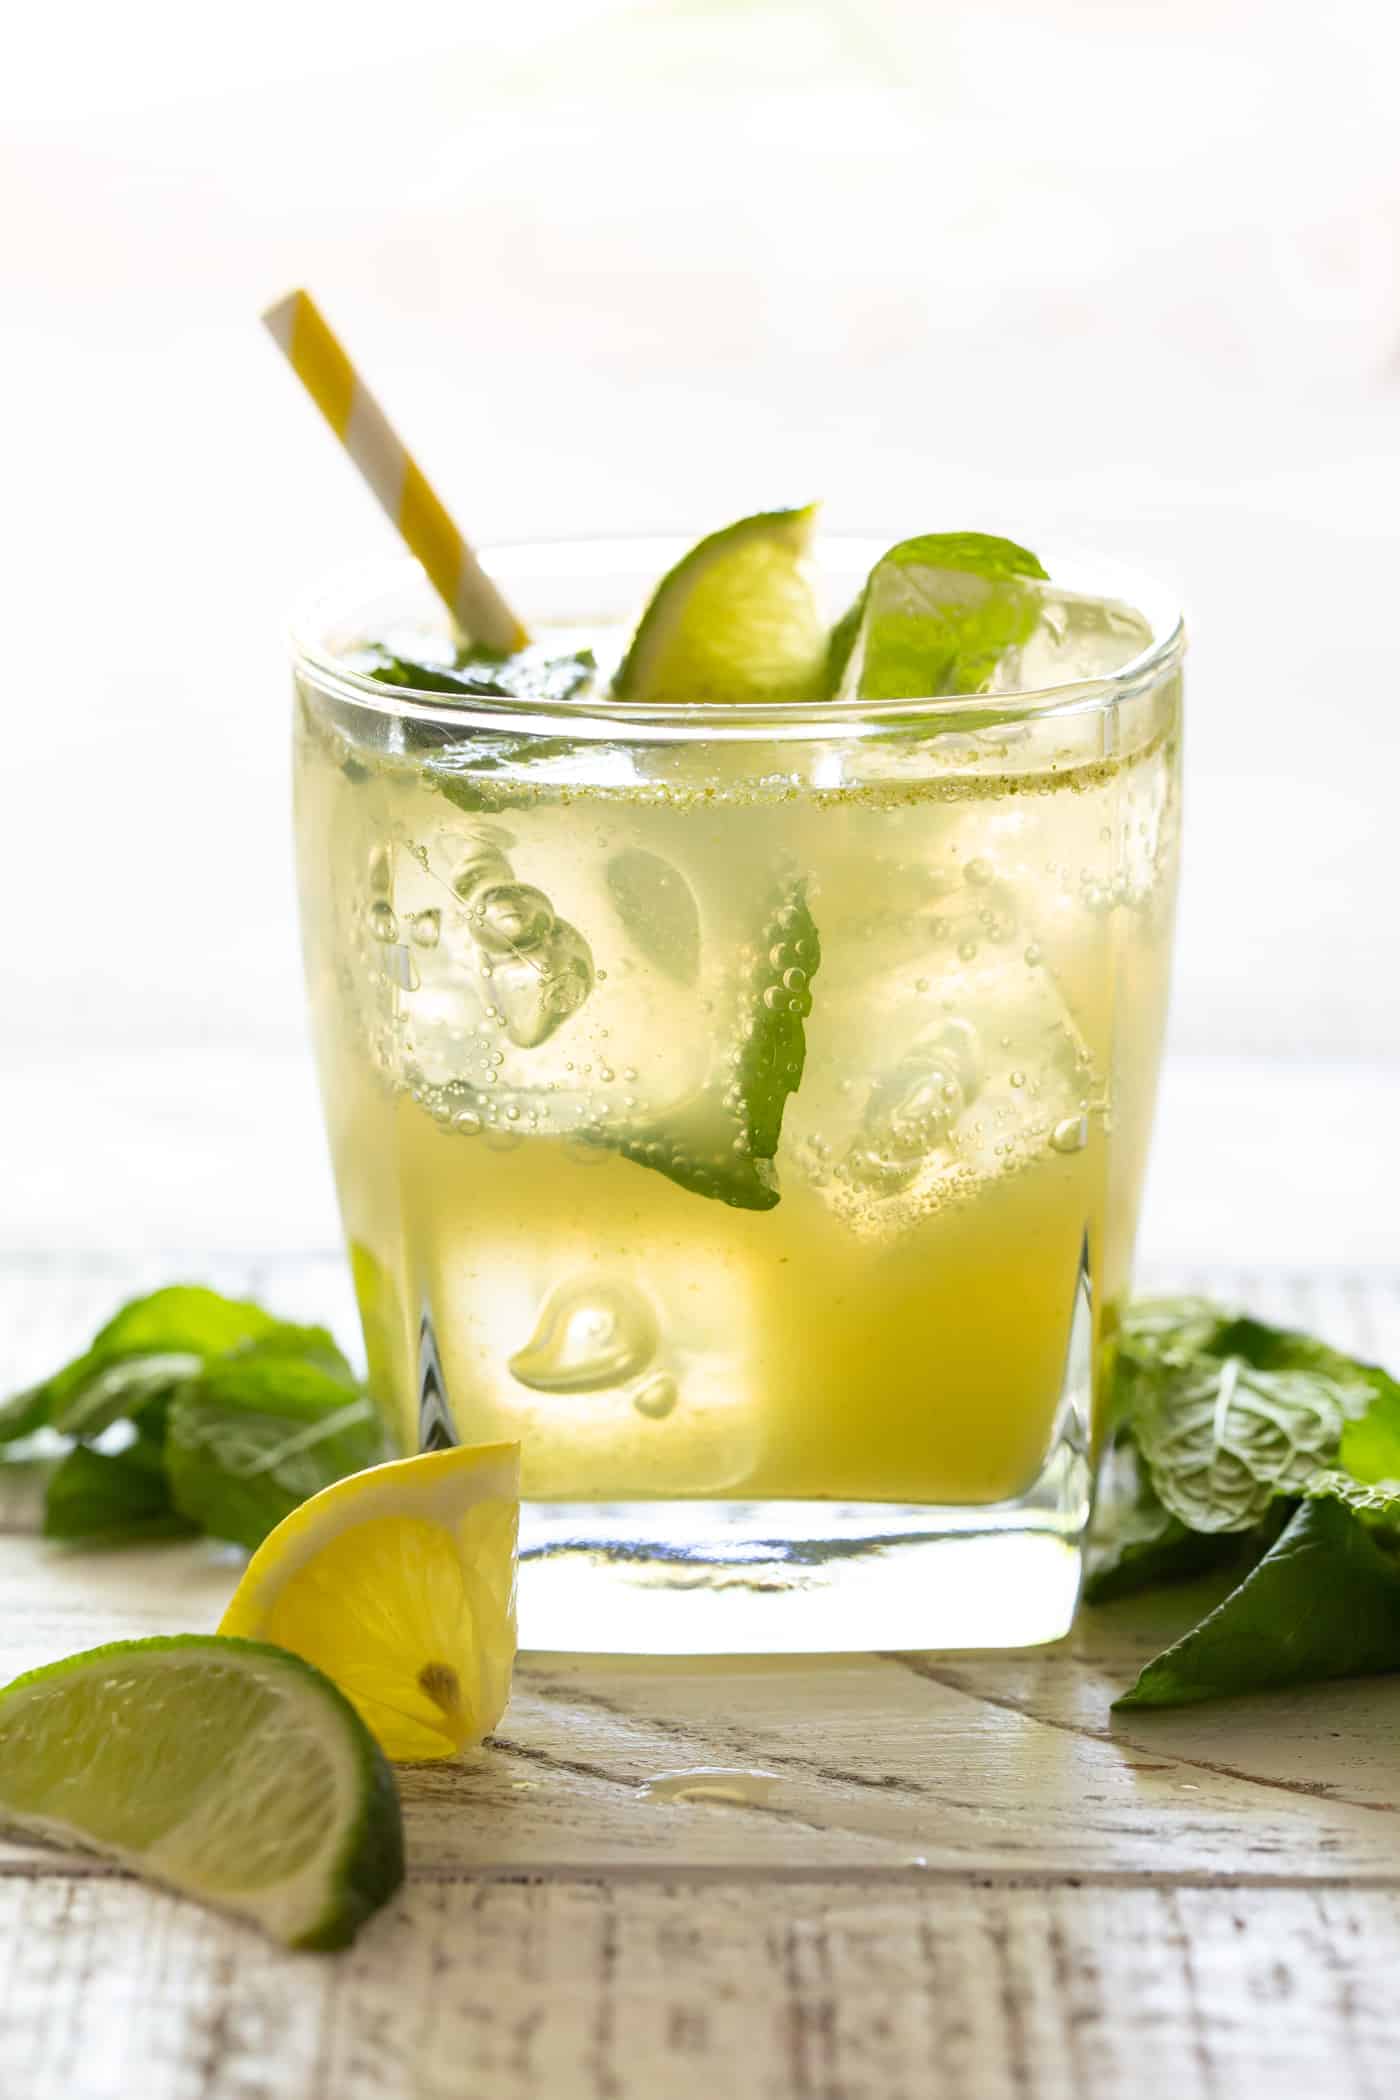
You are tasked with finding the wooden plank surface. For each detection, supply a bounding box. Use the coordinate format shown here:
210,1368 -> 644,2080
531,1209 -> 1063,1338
3,1255 -> 1400,2099
2,1875 -> 1397,2100
2,1531 -> 1399,1884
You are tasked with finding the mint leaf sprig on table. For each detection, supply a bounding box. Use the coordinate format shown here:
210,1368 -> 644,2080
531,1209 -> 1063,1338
1091,1298 -> 1400,1708
1,1286 -> 387,1551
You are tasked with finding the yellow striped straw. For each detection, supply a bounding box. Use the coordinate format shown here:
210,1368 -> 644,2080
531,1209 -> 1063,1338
263,289 -> 528,654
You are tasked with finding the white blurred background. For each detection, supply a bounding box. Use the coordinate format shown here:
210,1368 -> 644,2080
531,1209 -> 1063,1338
2,0 -> 1396,1263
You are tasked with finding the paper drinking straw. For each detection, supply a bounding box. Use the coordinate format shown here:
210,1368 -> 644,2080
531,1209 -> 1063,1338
263,288 -> 528,653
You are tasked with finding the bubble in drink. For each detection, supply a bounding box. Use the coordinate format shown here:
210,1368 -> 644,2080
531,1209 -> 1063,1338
633,1374 -> 679,1420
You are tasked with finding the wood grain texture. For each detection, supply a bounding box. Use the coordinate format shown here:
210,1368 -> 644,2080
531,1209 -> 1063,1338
3,1255 -> 1400,2097
0,1876 -> 1396,2100
2,1532 -> 1400,1886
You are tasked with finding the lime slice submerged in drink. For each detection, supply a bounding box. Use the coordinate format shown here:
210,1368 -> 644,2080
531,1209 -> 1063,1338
0,1635 -> 404,1949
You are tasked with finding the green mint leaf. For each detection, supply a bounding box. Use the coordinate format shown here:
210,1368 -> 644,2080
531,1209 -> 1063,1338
602,877 -> 821,1210
1114,1495 -> 1400,1709
358,646 -> 598,812
50,1353 -> 203,1441
1135,1356 -> 1350,1534
0,1385 -> 52,1448
1338,1377 -> 1400,1483
223,1324 -> 357,1386
78,1284 -> 281,1361
363,645 -> 595,705
4,1286 -> 282,1448
166,1352 -> 382,1551
834,532 -> 1048,701
1303,1469 -> 1400,1532
1113,1300 -> 1380,1535
427,737 -> 580,815
43,1434 -> 199,1549
1117,1297 -> 1231,1366
1083,1436 -> 1250,1604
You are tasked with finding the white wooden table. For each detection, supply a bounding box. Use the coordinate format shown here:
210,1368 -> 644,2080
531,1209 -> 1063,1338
3,1249 -> 1399,2099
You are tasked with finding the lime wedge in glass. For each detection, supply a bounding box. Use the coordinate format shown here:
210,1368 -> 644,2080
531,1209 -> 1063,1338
0,1634 -> 404,1949
613,505 -> 826,703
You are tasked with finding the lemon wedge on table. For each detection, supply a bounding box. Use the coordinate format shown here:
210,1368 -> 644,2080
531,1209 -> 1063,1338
220,1444 -> 519,1762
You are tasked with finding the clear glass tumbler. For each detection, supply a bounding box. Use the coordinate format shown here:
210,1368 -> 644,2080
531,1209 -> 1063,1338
291,538 -> 1183,1652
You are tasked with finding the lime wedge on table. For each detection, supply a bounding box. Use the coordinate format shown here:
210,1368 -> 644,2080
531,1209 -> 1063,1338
613,505 -> 827,703
220,1444 -> 519,1763
0,1635 -> 403,1949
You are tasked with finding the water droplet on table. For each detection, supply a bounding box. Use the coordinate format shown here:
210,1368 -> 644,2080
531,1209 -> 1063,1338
637,1767 -> 781,1807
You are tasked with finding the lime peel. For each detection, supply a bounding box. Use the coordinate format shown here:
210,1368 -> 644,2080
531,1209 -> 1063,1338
613,505 -> 826,704
0,1634 -> 404,1950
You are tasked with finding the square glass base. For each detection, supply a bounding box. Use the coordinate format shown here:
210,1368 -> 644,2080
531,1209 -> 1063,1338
516,1446 -> 1091,1654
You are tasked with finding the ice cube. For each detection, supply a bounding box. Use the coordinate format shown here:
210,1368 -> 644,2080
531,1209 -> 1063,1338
840,541 -> 1153,700
1004,585 -> 1154,692
490,919 -> 596,1049
829,883 -> 1101,1217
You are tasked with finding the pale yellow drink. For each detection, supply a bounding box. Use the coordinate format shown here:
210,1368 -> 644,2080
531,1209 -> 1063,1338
291,542 -> 1181,1649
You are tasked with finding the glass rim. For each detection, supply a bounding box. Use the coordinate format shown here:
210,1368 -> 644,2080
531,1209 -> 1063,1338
288,535 -> 1186,742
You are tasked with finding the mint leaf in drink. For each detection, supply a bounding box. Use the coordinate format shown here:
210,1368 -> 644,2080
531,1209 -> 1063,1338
604,878 -> 821,1210
166,1347 -> 382,1551
43,1434 -> 198,1548
360,647 -> 597,813
831,532 -> 1048,701
425,736 -> 579,816
1115,1495 -> 1400,1709
362,644 -> 596,705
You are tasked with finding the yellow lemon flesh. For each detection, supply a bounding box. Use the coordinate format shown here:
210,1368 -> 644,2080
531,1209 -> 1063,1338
220,1445 -> 518,1762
